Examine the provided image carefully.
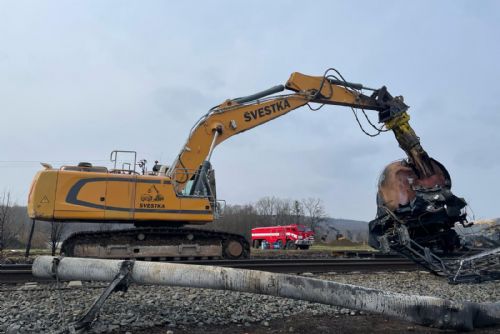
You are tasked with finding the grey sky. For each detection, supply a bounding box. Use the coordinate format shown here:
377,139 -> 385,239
1,1 -> 499,221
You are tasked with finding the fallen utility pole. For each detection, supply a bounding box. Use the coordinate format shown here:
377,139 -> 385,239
33,256 -> 499,331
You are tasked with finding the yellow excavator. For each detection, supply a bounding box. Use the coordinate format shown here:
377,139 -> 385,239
29,68 -> 498,282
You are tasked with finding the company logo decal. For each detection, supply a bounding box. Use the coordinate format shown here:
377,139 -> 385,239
140,185 -> 165,209
243,99 -> 291,122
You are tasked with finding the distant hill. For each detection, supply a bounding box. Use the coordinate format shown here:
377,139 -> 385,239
316,217 -> 500,245
315,218 -> 369,243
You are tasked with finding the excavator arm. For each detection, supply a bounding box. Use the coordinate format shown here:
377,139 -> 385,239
168,70 -> 430,189
166,68 -> 500,283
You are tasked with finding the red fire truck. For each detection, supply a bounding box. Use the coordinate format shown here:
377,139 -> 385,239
251,224 -> 315,250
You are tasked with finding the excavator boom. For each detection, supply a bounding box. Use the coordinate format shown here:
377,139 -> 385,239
168,70 -> 428,192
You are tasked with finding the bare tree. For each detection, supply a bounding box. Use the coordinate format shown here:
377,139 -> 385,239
49,221 -> 66,256
209,203 -> 261,241
256,196 -> 294,226
274,198 -> 292,226
0,192 -> 22,255
301,197 -> 327,230
255,196 -> 276,221
198,196 -> 329,242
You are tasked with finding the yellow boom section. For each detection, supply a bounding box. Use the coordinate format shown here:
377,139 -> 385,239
168,72 -> 391,189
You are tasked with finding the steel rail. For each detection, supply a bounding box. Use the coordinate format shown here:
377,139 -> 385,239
0,264 -> 40,283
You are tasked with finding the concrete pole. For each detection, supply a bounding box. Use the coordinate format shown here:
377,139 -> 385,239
33,256 -> 499,331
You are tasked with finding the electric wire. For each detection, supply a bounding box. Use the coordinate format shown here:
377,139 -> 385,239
0,160 -> 108,164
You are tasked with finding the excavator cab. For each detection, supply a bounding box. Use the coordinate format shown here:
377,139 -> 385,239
170,161 -> 222,218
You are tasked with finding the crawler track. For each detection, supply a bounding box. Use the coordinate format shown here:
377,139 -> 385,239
0,258 -> 417,284
61,227 -> 250,260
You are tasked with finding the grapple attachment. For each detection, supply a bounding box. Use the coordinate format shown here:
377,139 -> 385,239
369,159 -> 500,283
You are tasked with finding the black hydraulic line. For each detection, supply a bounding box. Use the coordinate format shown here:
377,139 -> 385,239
326,78 -> 377,91
232,85 -> 285,104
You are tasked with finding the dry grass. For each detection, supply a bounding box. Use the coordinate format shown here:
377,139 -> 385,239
0,248 -> 52,263
251,241 -> 377,257
310,242 -> 375,252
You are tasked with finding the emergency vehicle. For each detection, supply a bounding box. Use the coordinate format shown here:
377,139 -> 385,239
251,224 -> 315,249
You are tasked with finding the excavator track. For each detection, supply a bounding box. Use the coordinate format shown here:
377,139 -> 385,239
61,227 -> 250,261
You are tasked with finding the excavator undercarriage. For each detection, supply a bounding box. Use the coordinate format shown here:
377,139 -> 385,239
61,227 -> 250,260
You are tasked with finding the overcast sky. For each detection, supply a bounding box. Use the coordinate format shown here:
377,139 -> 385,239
1,1 -> 499,221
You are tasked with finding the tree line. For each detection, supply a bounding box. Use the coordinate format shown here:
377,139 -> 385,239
0,191 -> 97,257
0,191 -> 49,256
196,196 -> 328,241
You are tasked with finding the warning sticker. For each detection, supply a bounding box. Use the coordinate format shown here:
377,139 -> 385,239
40,195 -> 49,204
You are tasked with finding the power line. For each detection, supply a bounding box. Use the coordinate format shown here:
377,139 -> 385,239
0,160 -> 108,163
0,160 -> 112,169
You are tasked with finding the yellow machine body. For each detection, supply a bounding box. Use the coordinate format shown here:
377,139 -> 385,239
28,167 -> 213,224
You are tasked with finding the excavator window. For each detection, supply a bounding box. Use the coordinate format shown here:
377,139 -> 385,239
181,180 -> 195,196
184,178 -> 210,197
173,166 -> 215,200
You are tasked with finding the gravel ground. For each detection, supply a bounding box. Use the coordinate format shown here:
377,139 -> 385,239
319,271 -> 499,303
0,271 -> 499,333
0,282 -> 341,333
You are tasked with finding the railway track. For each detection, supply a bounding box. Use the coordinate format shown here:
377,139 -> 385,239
0,264 -> 36,284
0,258 -> 417,284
